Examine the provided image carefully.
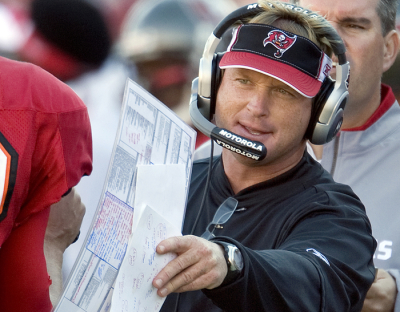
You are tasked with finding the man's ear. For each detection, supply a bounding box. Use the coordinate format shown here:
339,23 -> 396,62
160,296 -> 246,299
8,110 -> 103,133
383,29 -> 400,73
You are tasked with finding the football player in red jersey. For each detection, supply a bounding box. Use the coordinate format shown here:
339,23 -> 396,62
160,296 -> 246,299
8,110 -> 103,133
0,56 -> 93,312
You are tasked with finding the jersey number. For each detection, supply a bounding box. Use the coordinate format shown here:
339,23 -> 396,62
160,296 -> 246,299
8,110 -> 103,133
0,132 -> 18,222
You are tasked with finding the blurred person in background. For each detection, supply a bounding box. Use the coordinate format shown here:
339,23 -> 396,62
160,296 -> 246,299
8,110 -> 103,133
293,0 -> 400,311
118,0 -> 238,149
16,0 -> 136,281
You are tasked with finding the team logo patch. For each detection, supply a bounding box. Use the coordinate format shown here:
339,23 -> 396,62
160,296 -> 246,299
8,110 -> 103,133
323,64 -> 332,77
263,30 -> 297,58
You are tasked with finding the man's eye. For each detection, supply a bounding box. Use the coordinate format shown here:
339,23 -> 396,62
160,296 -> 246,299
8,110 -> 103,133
346,24 -> 364,30
278,88 -> 290,95
276,87 -> 297,98
238,79 -> 250,84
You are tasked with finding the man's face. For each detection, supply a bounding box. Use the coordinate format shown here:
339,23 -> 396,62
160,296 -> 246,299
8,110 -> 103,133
214,68 -> 312,168
298,0 -> 389,128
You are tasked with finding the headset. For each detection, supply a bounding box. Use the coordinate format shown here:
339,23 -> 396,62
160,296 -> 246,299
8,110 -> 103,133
189,2 -> 350,161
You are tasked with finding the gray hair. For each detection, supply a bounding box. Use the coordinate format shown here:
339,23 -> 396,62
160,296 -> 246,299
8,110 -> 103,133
378,0 -> 398,35
291,0 -> 399,35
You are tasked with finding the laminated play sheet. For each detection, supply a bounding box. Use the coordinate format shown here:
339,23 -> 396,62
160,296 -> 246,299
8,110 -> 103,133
54,79 -> 196,312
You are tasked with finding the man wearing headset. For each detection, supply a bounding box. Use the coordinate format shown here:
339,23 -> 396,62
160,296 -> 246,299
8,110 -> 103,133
292,0 -> 400,311
152,2 -> 376,311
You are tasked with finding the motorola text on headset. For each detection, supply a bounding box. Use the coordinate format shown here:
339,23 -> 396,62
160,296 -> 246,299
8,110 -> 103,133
189,2 -> 350,161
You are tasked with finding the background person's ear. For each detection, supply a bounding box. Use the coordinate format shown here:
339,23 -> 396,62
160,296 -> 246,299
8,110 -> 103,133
382,29 -> 400,73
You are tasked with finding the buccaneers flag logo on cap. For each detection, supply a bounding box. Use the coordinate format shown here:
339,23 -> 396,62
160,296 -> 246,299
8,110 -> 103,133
263,30 -> 297,58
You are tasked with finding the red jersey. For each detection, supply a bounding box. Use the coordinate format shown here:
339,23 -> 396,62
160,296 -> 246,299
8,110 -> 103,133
0,56 -> 92,311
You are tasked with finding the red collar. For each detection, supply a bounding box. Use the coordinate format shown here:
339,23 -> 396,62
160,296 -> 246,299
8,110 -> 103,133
343,84 -> 396,131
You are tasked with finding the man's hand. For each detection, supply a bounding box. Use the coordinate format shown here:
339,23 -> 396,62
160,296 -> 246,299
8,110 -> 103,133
152,235 -> 228,297
44,187 -> 86,306
45,187 -> 85,250
362,268 -> 397,312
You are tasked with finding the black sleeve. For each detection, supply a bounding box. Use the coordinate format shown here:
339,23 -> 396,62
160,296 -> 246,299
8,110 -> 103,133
203,202 -> 376,311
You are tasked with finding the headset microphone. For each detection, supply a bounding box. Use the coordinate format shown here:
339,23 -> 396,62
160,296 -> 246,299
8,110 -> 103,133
190,77 -> 267,160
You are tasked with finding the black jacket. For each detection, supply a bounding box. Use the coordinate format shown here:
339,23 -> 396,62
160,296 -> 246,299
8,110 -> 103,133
161,153 -> 376,312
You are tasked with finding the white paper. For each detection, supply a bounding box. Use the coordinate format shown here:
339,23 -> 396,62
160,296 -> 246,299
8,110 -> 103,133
132,164 -> 187,233
111,205 -> 181,312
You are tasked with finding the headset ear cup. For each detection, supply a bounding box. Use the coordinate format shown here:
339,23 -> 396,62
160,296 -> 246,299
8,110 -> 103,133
210,52 -> 225,119
306,77 -> 335,142
325,106 -> 344,142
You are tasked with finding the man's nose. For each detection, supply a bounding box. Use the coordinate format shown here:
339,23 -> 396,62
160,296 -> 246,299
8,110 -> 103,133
246,91 -> 269,117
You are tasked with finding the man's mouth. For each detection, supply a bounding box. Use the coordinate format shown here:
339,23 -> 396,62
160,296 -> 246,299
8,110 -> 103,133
244,126 -> 264,136
247,128 -> 261,135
